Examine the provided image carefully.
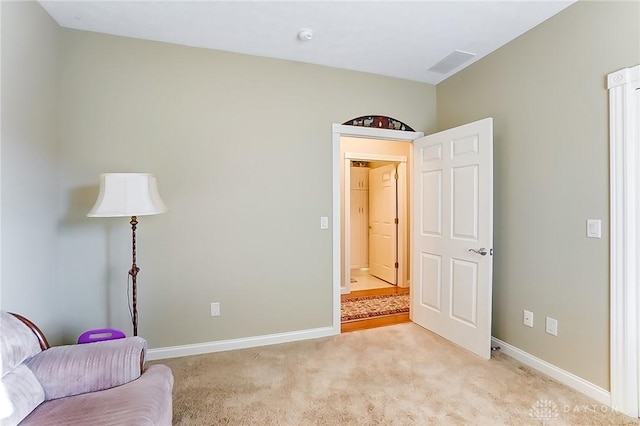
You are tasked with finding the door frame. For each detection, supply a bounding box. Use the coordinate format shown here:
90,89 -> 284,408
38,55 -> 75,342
608,64 -> 639,418
332,124 -> 424,331
344,153 -> 407,293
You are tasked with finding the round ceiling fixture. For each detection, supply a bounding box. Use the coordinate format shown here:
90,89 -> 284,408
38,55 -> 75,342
298,29 -> 314,41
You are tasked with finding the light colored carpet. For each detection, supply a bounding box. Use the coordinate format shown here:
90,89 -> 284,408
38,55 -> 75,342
155,323 -> 639,425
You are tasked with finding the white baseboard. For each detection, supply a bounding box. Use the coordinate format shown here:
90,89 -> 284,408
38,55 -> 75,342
492,337 -> 610,406
147,326 -> 338,361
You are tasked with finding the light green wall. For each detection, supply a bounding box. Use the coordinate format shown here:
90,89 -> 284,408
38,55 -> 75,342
0,0 -> 436,349
0,1 -> 65,343
436,0 -> 640,389
6,0 -> 624,393
55,30 -> 436,347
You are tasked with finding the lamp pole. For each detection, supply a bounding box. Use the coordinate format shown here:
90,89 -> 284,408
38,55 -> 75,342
129,216 -> 140,336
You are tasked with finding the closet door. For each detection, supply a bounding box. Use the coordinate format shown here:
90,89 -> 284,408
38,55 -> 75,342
369,164 -> 397,284
350,188 -> 369,268
350,188 -> 363,268
350,167 -> 370,269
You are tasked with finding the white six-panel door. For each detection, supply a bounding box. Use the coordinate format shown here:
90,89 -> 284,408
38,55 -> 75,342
411,118 -> 493,359
369,164 -> 398,284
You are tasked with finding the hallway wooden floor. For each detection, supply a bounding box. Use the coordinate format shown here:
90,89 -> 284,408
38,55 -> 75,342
341,286 -> 410,333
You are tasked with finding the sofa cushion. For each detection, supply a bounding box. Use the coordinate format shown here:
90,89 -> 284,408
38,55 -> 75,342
0,312 -> 42,376
0,364 -> 45,426
19,364 -> 173,426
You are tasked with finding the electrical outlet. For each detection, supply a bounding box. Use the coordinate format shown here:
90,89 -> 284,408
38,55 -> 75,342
546,317 -> 558,336
523,310 -> 534,328
210,302 -> 220,317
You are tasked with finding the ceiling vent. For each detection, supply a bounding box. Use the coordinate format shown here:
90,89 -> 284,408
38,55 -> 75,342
427,50 -> 476,74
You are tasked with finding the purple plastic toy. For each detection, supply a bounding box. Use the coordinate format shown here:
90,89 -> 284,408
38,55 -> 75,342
77,328 -> 126,344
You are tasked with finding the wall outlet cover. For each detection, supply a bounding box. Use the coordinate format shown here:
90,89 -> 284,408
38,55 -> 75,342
523,310 -> 534,328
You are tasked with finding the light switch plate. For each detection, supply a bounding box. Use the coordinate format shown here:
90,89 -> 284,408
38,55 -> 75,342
210,302 -> 220,317
546,317 -> 558,336
320,216 -> 329,230
586,219 -> 601,238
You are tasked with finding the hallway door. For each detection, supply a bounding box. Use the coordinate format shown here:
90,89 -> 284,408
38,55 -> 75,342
411,118 -> 494,359
369,164 -> 397,284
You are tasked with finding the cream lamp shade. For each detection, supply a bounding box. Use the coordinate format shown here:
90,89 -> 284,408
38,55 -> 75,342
87,173 -> 167,218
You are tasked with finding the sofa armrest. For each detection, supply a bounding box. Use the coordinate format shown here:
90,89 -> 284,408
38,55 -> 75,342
24,337 -> 146,401
18,364 -> 174,426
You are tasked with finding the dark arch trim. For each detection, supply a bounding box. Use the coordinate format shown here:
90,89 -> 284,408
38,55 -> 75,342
342,115 -> 415,132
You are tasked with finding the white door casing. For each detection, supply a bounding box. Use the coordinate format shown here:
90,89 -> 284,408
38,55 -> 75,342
608,64 -> 640,418
342,151 -> 409,294
369,164 -> 398,284
411,118 -> 494,360
334,126 -> 422,326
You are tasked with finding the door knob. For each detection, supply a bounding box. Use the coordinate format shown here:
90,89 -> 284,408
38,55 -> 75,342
468,248 -> 488,256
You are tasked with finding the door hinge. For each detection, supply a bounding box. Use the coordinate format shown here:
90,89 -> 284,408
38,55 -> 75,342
394,173 -> 398,180
394,218 -> 399,224
394,262 -> 399,269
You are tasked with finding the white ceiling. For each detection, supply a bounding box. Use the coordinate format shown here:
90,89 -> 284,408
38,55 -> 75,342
39,1 -> 576,85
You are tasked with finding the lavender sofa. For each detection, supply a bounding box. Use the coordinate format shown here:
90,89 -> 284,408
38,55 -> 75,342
0,311 -> 173,425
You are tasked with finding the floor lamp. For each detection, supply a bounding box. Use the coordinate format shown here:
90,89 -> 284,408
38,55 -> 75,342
87,173 -> 167,336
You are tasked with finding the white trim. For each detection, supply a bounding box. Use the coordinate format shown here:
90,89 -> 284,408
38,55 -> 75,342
332,129 -> 343,329
608,64 -> 640,418
492,338 -> 611,406
342,158 -> 352,294
344,151 -> 409,289
147,326 -> 336,361
345,152 -> 408,163
397,161 -> 408,288
332,124 -> 423,141
608,65 -> 640,89
332,124 -> 423,331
